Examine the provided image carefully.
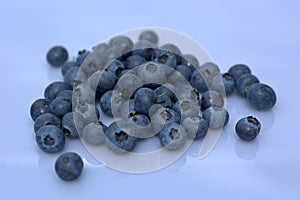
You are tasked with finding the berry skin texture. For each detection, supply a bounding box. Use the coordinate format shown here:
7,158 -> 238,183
105,121 -> 138,153
62,112 -> 79,138
221,73 -> 235,96
200,90 -> 224,111
158,123 -> 187,151
235,116 -> 261,141
247,83 -> 277,110
125,55 -> 146,70
34,113 -> 61,133
46,46 -> 68,67
190,70 -> 208,93
63,67 -> 79,87
134,87 -> 155,116
55,152 -> 83,181
49,97 -> 72,118
36,125 -> 65,153
44,81 -> 72,102
100,90 -> 113,117
236,74 -> 259,97
30,98 -> 51,121
228,64 -> 251,83
61,61 -> 77,76
139,30 -> 159,44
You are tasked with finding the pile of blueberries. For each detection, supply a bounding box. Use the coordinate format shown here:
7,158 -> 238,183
30,30 -> 276,181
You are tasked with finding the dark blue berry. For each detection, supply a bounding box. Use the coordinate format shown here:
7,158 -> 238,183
152,49 -> 177,69
154,85 -> 177,103
30,99 -> 51,121
222,73 -> 235,96
181,54 -> 199,70
61,61 -> 77,76
190,70 -> 208,93
235,116 -> 261,141
200,91 -> 224,111
105,121 -> 138,153
125,55 -> 146,69
158,123 -> 187,150
155,92 -> 173,108
56,90 -> 72,101
62,112 -> 79,138
228,64 -> 251,83
134,88 -> 155,116
63,66 -> 79,87
75,50 -> 90,66
182,116 -> 209,140
55,152 -> 83,181
106,59 -> 125,78
34,113 -> 61,133
175,65 -> 192,81
246,83 -> 276,110
132,40 -> 155,60
36,125 -> 65,153
96,71 -> 118,94
236,74 -> 260,97
46,46 -> 68,67
44,81 -> 72,102
100,90 -> 113,117
49,97 -> 72,118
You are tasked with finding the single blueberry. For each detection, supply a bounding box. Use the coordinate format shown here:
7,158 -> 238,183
36,125 -> 65,153
64,66 -> 80,87
182,116 -> 209,140
190,70 -> 209,93
236,74 -> 259,97
200,90 -> 224,110
139,30 -> 159,44
82,122 -> 106,145
235,116 -> 261,141
203,107 -> 229,129
221,73 -> 235,96
228,64 -> 251,83
55,152 -> 83,181
106,59 -> 125,78
100,90 -> 113,117
46,46 -> 68,67
96,71 -> 118,94
125,55 -> 146,69
30,98 -> 51,121
175,65 -> 192,81
61,61 -> 77,76
75,49 -> 90,66
152,49 -> 177,69
62,112 -> 79,139
34,113 -> 61,133
155,92 -> 173,108
105,121 -> 138,153
49,97 -> 72,118
56,90 -> 72,101
133,87 -> 155,116
246,83 -> 277,110
158,123 -> 187,151
44,81 -> 72,102
154,84 -> 177,103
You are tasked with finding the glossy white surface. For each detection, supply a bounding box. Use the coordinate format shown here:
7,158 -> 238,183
1,0 -> 300,199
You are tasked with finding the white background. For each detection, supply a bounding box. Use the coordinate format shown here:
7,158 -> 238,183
1,0 -> 300,199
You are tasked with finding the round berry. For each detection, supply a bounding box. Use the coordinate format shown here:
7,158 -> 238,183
235,116 -> 261,141
46,46 -> 68,67
55,152 -> 83,181
36,125 -> 65,153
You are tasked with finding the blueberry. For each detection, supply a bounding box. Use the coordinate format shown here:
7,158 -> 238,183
56,90 -> 72,101
73,83 -> 95,105
236,74 -> 260,97
44,81 -> 72,102
203,107 -> 229,129
152,49 -> 177,69
75,49 -> 90,66
190,70 -> 208,93
132,40 -> 155,60
137,62 -> 167,85
181,54 -> 199,69
182,116 -> 209,140
200,90 -> 224,110
82,122 -> 106,145
139,30 -> 159,44
34,113 -> 61,133
228,64 -> 251,83
221,73 -> 235,96
62,112 -> 79,139
115,72 -> 143,100
100,90 -> 113,117
106,59 -> 125,78
128,114 -> 150,127
151,107 -> 180,133
46,46 -> 68,67
55,152 -> 83,181
96,71 -> 118,94
105,121 -> 138,153
175,64 -> 192,81
158,123 -> 187,151
49,97 -> 72,118
235,116 -> 261,141
125,55 -> 146,69
61,61 -> 77,76
246,83 -> 277,110
63,66 -> 80,87
30,98 -> 51,121
103,47 -> 122,63
133,87 -> 155,116
36,125 -> 65,153
154,84 -> 177,103
109,36 -> 133,54
172,100 -> 199,121
155,92 -> 173,108
161,44 -> 181,56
